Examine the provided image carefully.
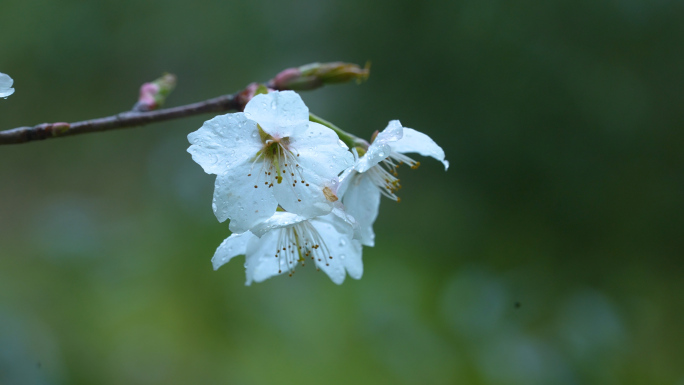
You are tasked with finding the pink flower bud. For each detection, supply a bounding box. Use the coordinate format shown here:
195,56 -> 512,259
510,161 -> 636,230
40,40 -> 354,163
133,73 -> 176,112
269,62 -> 370,91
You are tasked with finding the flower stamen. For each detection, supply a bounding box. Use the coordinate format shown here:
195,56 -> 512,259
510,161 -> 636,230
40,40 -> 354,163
273,221 -> 333,275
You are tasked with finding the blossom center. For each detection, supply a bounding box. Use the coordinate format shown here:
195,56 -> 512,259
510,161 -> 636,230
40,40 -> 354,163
246,135 -> 310,195
273,222 -> 333,276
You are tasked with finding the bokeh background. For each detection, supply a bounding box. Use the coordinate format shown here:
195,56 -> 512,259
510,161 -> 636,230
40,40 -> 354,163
1,0 -> 683,384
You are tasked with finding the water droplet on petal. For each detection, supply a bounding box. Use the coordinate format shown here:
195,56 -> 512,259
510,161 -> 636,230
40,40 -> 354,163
338,238 -> 346,247
340,254 -> 346,260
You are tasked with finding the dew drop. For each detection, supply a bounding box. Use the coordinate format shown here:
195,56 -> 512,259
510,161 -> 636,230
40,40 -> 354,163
338,238 -> 346,247
340,254 -> 346,260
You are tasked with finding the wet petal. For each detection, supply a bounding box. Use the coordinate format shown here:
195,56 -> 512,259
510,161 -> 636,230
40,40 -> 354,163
0,72 -> 15,98
250,212 -> 307,238
244,230 -> 283,285
342,240 -> 364,280
336,168 -> 355,198
354,120 -> 403,172
375,120 -> 404,144
187,113 -> 262,175
291,121 -> 355,179
341,173 -> 381,247
212,231 -> 255,270
244,91 -> 309,138
212,162 -> 278,233
273,166 -> 334,219
390,127 -> 449,170
310,212 -> 362,284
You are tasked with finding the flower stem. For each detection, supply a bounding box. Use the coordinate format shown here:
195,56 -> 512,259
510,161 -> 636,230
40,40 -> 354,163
308,113 -> 367,149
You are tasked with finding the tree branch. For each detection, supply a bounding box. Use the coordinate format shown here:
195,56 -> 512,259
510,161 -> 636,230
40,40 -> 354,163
0,62 -> 369,145
0,93 -> 241,145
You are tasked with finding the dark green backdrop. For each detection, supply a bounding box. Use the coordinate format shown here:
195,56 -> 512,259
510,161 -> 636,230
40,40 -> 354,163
1,0 -> 682,384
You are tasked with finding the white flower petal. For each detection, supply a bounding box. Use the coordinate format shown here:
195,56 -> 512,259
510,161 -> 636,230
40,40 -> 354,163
343,240 -> 364,280
212,231 -> 255,270
329,206 -> 356,227
212,166 -> 279,233
353,142 -> 391,173
244,91 -> 309,138
336,167 -> 355,198
250,212 -> 307,238
291,122 -> 355,179
375,120 -> 404,144
244,231 -> 283,285
341,173 -> 381,247
268,121 -> 354,219
273,168 -> 333,219
354,120 -> 404,172
390,127 -> 449,170
187,113 -> 262,175
310,213 -> 362,284
0,72 -> 15,98
213,210 -> 363,285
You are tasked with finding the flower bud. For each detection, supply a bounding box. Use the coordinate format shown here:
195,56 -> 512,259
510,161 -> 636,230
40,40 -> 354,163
237,83 -> 273,111
133,73 -> 176,112
271,62 -> 370,90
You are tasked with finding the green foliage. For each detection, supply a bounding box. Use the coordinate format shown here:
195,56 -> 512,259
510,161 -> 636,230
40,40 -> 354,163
1,0 -> 683,384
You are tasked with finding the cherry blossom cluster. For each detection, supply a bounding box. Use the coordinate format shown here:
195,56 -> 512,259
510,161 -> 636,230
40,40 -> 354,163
188,91 -> 447,285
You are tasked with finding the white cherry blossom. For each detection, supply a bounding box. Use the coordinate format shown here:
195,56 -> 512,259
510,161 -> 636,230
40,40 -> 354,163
187,91 -> 354,233
0,72 -> 15,98
211,210 -> 363,285
338,120 -> 448,246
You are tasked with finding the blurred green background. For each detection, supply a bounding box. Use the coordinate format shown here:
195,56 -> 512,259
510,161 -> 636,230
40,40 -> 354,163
1,0 -> 683,384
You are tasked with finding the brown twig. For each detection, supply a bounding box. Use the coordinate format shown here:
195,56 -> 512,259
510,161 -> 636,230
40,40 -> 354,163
0,94 -> 242,145
0,62 -> 369,145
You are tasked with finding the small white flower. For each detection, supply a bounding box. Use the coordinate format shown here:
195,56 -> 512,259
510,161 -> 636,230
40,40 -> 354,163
339,120 -> 448,246
0,72 -> 15,98
188,91 -> 354,233
211,210 -> 363,285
